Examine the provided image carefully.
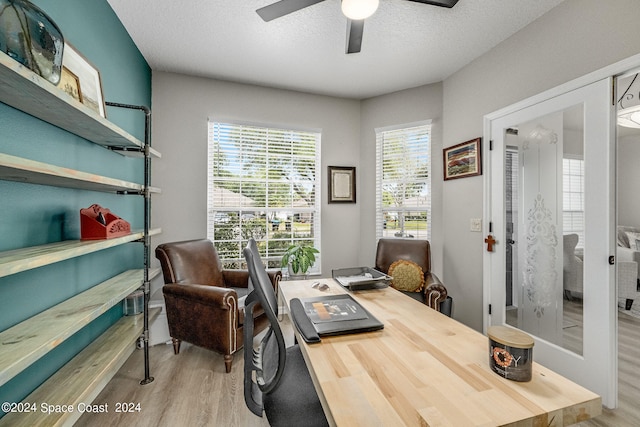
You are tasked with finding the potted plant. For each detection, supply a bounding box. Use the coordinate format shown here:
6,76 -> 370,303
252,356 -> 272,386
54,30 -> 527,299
281,243 -> 319,279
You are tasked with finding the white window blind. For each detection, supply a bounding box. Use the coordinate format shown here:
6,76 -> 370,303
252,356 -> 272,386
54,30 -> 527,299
563,157 -> 584,247
375,122 -> 431,240
207,121 -> 321,271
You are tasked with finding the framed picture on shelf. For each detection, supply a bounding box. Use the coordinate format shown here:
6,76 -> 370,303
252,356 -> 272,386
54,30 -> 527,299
62,43 -> 106,117
328,166 -> 356,203
58,66 -> 82,102
443,137 -> 482,180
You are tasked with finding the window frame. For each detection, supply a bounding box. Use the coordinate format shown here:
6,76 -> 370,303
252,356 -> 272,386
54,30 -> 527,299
375,120 -> 432,241
207,120 -> 322,272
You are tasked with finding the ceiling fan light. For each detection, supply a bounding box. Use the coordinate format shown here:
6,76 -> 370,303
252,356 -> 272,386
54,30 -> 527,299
341,0 -> 379,20
618,105 -> 640,128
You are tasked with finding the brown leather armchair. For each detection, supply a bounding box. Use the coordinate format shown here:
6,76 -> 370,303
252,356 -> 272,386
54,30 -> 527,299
155,239 -> 282,373
375,238 -> 452,316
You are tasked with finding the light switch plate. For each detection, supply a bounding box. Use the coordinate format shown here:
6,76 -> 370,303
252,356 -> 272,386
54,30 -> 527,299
470,218 -> 482,232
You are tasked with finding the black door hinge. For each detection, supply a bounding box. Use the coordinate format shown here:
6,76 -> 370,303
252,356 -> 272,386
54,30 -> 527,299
488,304 -> 492,315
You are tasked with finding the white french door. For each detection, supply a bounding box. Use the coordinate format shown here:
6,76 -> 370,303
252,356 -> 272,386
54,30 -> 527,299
484,78 -> 617,407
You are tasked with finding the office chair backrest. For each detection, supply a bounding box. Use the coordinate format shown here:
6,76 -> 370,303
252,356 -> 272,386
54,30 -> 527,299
242,239 -> 286,416
247,238 -> 279,316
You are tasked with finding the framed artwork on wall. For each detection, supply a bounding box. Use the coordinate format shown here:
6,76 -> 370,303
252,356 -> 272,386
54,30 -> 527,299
61,43 -> 106,117
328,166 -> 356,203
443,137 -> 482,180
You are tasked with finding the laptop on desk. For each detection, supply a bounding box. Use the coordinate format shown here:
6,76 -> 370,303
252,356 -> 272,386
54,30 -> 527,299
290,294 -> 384,342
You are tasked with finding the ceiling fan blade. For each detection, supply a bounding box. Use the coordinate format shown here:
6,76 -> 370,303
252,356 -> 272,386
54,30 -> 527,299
257,0 -> 327,22
346,19 -> 364,54
405,0 -> 459,8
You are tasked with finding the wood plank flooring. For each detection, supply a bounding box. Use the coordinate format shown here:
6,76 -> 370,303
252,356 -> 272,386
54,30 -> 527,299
75,310 -> 640,427
577,309 -> 640,427
74,340 -> 270,427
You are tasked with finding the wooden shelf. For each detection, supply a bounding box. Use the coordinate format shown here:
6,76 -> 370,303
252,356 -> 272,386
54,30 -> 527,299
0,152 -> 161,193
0,228 -> 161,279
0,268 -> 160,389
0,307 -> 160,427
0,152 -> 143,192
0,51 -> 156,155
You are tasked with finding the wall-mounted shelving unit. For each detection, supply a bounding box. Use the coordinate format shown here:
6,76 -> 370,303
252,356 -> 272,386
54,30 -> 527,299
0,52 -> 160,158
0,268 -> 161,388
1,308 -> 160,427
0,50 -> 161,425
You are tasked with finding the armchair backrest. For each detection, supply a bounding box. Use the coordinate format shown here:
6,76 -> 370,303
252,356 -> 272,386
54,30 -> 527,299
563,234 -> 579,265
242,239 -> 286,415
155,239 -> 224,286
375,238 -> 431,274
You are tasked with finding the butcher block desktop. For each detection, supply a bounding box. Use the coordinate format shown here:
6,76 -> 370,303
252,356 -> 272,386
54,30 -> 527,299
279,279 -> 601,426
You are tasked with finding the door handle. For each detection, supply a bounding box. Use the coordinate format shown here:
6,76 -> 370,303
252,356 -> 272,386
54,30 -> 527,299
609,256 -> 615,265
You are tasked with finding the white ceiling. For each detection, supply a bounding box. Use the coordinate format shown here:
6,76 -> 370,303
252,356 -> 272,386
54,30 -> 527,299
107,0 -> 565,99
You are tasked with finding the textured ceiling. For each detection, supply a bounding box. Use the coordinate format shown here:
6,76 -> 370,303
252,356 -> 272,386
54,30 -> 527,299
107,0 -> 565,99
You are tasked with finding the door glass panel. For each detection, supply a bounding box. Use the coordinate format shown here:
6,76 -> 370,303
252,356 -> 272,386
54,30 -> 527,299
504,103 -> 584,356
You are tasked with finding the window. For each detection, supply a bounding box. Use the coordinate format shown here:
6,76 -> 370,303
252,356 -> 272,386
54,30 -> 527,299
376,121 -> 431,240
563,157 -> 584,247
207,121 -> 321,271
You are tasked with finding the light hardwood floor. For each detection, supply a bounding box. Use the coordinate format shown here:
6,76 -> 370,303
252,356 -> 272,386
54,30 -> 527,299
577,309 -> 640,427
76,310 -> 640,427
74,339 -> 270,427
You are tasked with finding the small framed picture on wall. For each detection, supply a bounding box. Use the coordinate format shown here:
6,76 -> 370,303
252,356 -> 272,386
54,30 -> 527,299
328,166 -> 356,203
443,137 -> 482,180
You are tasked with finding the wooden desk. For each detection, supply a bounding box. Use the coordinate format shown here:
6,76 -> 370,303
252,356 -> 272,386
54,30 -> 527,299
279,279 -> 601,427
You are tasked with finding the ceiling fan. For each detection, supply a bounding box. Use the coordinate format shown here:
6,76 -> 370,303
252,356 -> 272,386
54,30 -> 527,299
256,0 -> 459,54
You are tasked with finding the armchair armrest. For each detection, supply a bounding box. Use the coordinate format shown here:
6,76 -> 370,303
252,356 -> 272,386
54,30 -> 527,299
163,283 -> 238,310
617,247 -> 640,280
424,271 -> 442,288
222,268 -> 282,290
617,246 -> 638,262
222,269 -> 251,288
423,272 -> 448,313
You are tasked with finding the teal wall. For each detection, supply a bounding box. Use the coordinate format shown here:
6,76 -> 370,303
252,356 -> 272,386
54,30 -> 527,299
0,0 -> 151,414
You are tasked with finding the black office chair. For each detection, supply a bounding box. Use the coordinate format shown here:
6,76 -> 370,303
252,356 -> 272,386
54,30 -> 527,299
242,239 -> 329,427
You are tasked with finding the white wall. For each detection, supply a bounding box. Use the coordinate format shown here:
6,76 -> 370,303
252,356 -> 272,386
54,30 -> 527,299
442,0 -> 640,330
150,73 -> 361,297
149,0 -> 640,329
358,83 -> 444,277
150,73 -> 442,293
